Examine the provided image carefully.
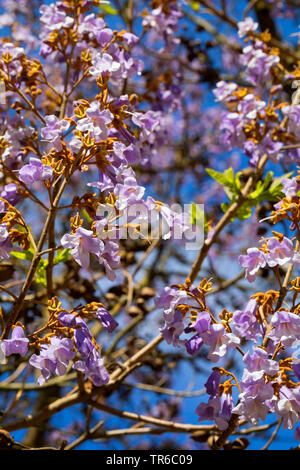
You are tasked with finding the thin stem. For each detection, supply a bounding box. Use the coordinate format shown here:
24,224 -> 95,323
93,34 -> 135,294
261,418 -> 283,450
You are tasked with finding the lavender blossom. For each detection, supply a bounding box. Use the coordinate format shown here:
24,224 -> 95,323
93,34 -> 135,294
29,336 -> 76,385
1,326 -> 29,357
19,157 -> 53,184
77,102 -> 113,140
238,247 -> 267,282
41,115 -> 70,152
268,310 -> 300,348
61,227 -> 104,269
73,348 -> 109,387
266,237 -> 300,267
237,17 -> 258,37
96,306 -> 118,333
232,298 -> 264,342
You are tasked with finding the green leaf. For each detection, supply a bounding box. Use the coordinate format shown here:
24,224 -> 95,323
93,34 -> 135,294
53,249 -> 70,265
209,166 -> 292,222
249,181 -> 264,200
206,167 -> 240,194
81,208 -> 93,224
235,172 -> 242,191
223,186 -> 236,201
221,202 -> 230,213
10,249 -> 34,261
189,203 -> 205,227
206,168 -> 229,187
235,205 -> 253,220
35,259 -> 48,286
98,4 -> 118,15
224,167 -> 235,186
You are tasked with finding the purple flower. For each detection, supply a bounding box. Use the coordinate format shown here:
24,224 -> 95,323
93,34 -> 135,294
78,14 -> 113,45
19,157 -> 53,184
201,323 -> 240,363
73,348 -> 109,387
121,32 -> 139,47
240,369 -> 274,401
29,336 -> 76,385
40,3 -> 74,31
244,140 -> 261,166
114,176 -> 146,211
266,237 -> 300,267
96,306 -> 118,333
260,136 -> 283,164
155,287 -> 187,323
39,43 -> 53,58
58,311 -> 110,387
274,386 -> 300,429
233,395 -> 271,424
142,4 -> 182,53
156,286 -> 188,346
1,183 -> 19,205
41,115 -> 70,152
196,396 -> 221,424
268,310 -> 300,348
281,177 -> 299,198
196,370 -> 233,430
160,310 -> 185,347
283,147 -> 300,165
73,326 -> 94,359
237,93 -> 265,120
238,247 -> 266,282
97,239 -> 120,281
58,311 -> 78,328
154,204 -> 191,241
77,102 -> 113,140
1,326 -> 29,357
232,298 -> 264,342
238,17 -> 258,37
232,369 -> 275,424
89,52 -> 120,77
187,311 -> 239,361
241,44 -> 279,86
282,105 -> 300,133
96,28 -> 114,46
61,227 -> 104,269
215,393 -> 234,430
194,311 -> 212,334
118,142 -> 140,166
213,81 -> 238,103
243,347 -> 279,375
205,370 -> 220,397
220,112 -> 244,149
0,42 -> 24,60
184,334 -> 203,355
132,111 -> 160,139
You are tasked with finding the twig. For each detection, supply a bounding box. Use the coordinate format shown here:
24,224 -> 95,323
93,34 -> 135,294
261,418 -> 283,450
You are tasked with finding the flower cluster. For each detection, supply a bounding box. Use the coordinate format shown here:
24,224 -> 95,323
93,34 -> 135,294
20,303 -> 117,387
239,234 -> 300,282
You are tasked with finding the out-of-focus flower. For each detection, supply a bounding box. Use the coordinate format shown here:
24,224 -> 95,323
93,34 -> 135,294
41,115 -> 70,152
